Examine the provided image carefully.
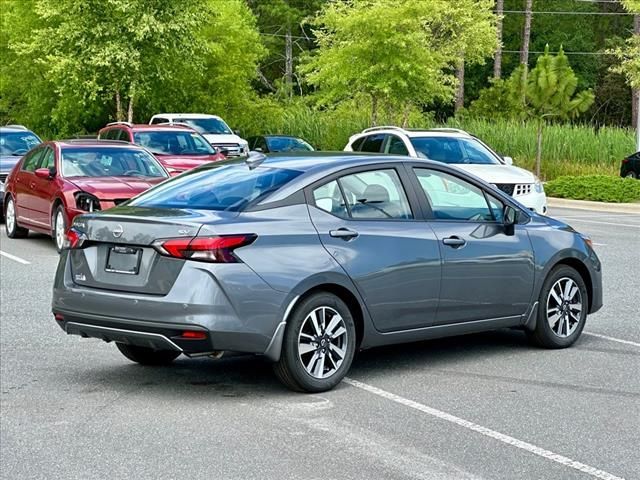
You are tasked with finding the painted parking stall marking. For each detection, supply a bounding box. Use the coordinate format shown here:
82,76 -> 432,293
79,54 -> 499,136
344,378 -> 625,480
585,332 -> 640,348
0,250 -> 31,265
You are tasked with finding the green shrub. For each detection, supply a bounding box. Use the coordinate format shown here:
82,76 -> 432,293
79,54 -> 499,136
544,175 -> 640,203
239,103 -> 635,180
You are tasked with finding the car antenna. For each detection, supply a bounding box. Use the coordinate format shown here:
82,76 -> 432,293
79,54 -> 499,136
245,151 -> 267,170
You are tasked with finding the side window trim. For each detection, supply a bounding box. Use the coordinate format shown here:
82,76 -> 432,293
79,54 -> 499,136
306,164 -> 422,222
410,164 -> 500,223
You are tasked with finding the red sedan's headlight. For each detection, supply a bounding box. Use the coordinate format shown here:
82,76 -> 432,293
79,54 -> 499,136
74,192 -> 101,212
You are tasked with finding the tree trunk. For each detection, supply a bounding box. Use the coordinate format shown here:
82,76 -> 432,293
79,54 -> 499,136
115,90 -> 123,121
455,57 -> 465,113
127,94 -> 134,123
520,0 -> 533,66
371,95 -> 378,126
401,103 -> 411,128
493,0 -> 504,79
521,0 -> 533,105
535,121 -> 543,178
285,27 -> 293,99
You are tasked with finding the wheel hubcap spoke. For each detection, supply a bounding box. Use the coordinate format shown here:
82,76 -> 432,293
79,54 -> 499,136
298,305 -> 348,379
547,277 -> 582,338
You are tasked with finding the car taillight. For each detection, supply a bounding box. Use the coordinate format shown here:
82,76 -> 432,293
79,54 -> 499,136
622,158 -> 629,164
152,235 -> 257,263
64,228 -> 86,249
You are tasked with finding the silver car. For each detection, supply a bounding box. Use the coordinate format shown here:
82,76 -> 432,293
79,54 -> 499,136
53,153 -> 603,392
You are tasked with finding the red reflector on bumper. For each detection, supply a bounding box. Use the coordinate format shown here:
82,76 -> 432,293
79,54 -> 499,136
54,314 -> 64,321
181,331 -> 207,340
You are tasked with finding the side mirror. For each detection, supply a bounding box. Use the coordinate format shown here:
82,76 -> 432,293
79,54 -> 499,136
35,167 -> 54,179
503,156 -> 514,166
218,148 -> 229,156
233,129 -> 241,136
503,205 -> 517,234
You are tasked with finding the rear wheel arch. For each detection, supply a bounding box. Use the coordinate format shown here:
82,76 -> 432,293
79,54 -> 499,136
291,283 -> 365,349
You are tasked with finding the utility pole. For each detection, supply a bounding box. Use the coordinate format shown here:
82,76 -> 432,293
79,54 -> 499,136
520,0 -> 533,104
455,56 -> 465,113
634,13 -> 640,151
494,0 -> 504,79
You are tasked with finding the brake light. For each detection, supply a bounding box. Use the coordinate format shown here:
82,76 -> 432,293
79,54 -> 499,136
152,235 -> 257,263
180,331 -> 207,339
64,228 -> 86,249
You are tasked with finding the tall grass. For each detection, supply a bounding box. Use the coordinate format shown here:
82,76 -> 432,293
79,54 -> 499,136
242,103 -> 636,180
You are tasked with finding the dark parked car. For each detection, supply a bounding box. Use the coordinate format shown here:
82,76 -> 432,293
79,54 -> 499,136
98,123 -> 225,175
53,153 -> 602,392
4,140 -> 169,251
248,135 -> 314,153
0,125 -> 42,183
620,151 -> 640,179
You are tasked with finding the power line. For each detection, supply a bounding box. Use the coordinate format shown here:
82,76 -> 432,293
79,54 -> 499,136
503,10 -> 634,15
503,50 -> 615,55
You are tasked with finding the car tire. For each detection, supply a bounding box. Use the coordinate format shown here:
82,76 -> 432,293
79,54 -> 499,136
116,343 -> 181,366
52,205 -> 66,253
527,265 -> 588,349
274,292 -> 356,393
625,171 -> 637,179
4,196 -> 28,238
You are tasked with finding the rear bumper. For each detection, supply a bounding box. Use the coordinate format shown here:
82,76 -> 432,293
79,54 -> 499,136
53,251 -> 288,355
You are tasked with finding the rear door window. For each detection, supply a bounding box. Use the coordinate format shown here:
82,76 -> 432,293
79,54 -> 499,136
360,134 -> 385,153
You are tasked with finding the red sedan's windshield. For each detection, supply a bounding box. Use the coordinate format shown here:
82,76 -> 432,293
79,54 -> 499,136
61,147 -> 168,178
133,131 -> 215,156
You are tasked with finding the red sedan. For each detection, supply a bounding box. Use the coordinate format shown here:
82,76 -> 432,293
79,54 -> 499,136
3,139 -> 169,251
97,123 -> 226,175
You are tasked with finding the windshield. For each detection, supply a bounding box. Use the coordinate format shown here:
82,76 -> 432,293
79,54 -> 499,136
410,137 -> 501,165
267,137 -> 314,152
133,131 -> 215,155
179,118 -> 232,135
129,164 -> 303,212
0,132 -> 41,156
61,147 -> 168,178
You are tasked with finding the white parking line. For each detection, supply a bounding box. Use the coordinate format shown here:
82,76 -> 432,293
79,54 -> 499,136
559,218 -> 640,229
0,250 -> 31,265
584,332 -> 640,348
344,377 -> 625,480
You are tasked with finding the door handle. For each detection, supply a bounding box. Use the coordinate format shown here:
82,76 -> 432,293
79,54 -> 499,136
442,236 -> 466,248
329,228 -> 359,241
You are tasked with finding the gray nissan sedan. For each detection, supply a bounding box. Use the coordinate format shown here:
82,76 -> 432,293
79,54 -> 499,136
53,153 -> 603,392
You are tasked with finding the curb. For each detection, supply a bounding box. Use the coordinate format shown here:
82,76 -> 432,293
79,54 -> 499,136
547,197 -> 640,214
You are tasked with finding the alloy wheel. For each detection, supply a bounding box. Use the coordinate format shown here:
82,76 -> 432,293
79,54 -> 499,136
546,277 -> 583,338
55,210 -> 65,251
298,306 -> 348,379
6,199 -> 16,234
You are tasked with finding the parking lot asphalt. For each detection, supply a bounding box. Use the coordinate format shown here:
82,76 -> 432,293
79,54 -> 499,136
0,206 -> 638,480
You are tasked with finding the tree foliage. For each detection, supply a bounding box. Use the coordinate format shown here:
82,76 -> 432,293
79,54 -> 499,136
301,0 -> 497,124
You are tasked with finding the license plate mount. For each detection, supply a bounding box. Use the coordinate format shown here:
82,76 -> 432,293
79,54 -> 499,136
105,246 -> 142,275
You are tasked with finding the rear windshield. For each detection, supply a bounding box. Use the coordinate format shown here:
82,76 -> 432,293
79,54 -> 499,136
61,147 -> 168,178
133,130 -> 215,155
128,164 -> 303,211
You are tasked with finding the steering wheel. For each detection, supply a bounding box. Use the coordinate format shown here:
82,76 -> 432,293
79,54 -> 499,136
123,170 -> 142,176
12,149 -> 29,156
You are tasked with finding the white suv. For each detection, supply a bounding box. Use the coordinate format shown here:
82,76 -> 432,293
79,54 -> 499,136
149,113 -> 249,156
345,126 -> 547,214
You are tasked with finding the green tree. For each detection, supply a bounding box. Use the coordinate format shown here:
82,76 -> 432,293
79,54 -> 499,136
525,46 -> 595,177
301,0 -> 497,125
9,0 -> 205,132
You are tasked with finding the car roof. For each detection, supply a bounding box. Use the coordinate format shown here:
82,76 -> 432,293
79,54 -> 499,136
151,113 -> 223,120
0,126 -> 37,134
352,126 -> 473,139
53,139 -> 146,148
102,123 -> 194,132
